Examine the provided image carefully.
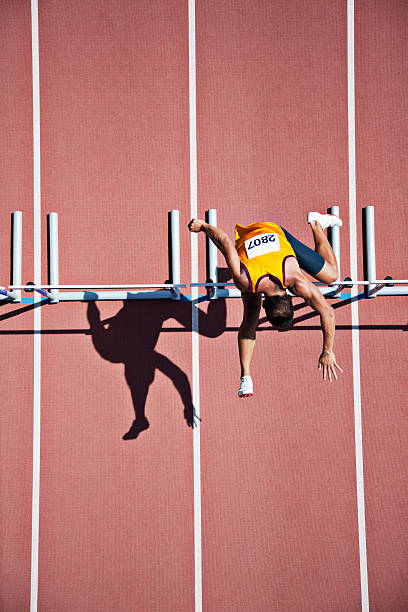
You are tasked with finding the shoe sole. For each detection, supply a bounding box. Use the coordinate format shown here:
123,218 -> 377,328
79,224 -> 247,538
308,212 -> 343,227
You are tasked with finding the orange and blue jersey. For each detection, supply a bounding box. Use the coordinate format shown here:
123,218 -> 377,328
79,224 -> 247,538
235,222 -> 297,292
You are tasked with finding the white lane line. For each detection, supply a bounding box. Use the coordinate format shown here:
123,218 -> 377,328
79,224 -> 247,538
31,1 -> 41,611
348,1 -> 369,610
188,1 -> 202,611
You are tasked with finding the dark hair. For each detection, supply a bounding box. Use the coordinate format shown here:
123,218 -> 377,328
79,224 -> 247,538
263,294 -> 294,329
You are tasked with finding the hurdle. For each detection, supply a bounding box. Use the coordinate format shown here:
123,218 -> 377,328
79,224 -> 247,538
10,210 -> 185,302
0,211 -> 22,303
194,205 -> 408,300
363,206 -> 408,297
195,206 -> 343,299
4,206 -> 407,304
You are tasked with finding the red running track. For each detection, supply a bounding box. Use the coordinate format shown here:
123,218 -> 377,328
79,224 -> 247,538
0,1 -> 407,611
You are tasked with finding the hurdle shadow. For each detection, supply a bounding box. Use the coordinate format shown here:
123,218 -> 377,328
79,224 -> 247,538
86,295 -> 226,441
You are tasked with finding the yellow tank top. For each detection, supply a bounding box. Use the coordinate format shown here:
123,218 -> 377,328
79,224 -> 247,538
235,222 -> 296,292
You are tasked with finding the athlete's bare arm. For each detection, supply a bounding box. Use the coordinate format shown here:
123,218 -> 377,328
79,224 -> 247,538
288,271 -> 343,381
188,219 -> 249,291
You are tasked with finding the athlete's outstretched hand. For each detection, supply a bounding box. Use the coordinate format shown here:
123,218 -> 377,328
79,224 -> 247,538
188,218 -> 204,233
318,350 -> 343,382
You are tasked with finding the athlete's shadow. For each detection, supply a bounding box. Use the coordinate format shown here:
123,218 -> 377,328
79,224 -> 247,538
87,297 -> 226,440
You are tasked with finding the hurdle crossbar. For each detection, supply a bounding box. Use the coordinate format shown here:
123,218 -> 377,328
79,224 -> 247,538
22,210 -> 183,302
11,286 -> 185,302
12,284 -> 186,290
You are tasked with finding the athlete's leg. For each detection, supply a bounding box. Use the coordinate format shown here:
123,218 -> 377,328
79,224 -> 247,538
309,221 -> 338,284
238,293 -> 262,377
282,226 -> 338,285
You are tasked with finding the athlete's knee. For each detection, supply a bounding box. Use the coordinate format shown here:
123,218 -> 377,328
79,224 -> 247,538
239,318 -> 257,339
325,263 -> 338,284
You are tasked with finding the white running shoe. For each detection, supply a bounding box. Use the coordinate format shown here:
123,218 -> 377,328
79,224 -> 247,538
238,375 -> 253,398
307,211 -> 343,229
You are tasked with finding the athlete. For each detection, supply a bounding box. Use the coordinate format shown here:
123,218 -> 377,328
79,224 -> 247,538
188,212 -> 343,396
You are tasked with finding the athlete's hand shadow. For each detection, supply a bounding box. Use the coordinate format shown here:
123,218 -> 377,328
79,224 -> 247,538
87,295 -> 226,440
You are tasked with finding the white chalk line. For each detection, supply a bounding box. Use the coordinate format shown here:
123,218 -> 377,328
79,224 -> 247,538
348,1 -> 369,610
189,2 -> 202,611
30,1 -> 42,611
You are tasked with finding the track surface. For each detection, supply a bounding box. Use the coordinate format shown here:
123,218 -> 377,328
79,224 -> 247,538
1,1 -> 407,611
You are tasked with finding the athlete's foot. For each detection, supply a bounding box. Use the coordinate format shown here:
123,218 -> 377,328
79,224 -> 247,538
238,375 -> 253,398
122,416 -> 150,440
307,211 -> 343,229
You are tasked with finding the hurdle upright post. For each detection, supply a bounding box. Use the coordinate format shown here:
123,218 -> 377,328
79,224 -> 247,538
48,212 -> 59,303
205,209 -> 218,299
11,211 -> 22,302
327,205 -> 341,282
169,209 -> 181,299
363,206 -> 376,297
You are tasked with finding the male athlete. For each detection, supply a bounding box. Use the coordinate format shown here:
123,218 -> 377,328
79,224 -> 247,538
188,212 -> 343,396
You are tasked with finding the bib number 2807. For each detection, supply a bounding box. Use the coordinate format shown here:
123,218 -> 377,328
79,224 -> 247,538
245,232 -> 280,259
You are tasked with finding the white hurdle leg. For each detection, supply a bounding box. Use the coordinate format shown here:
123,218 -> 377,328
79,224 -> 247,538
169,210 -> 181,300
327,205 -> 341,282
205,209 -> 218,299
363,206 -> 376,298
48,212 -> 59,303
11,211 -> 22,302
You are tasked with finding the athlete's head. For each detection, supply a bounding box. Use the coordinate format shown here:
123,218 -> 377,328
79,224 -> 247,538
263,294 -> 294,330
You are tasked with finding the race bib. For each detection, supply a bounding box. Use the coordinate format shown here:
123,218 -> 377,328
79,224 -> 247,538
245,233 -> 280,259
